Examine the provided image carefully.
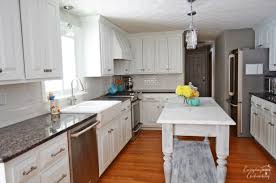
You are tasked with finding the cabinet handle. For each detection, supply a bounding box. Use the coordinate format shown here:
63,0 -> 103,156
162,106 -> 164,109
107,69 -> 111,71
22,166 -> 37,176
125,69 -> 128,71
273,112 -> 276,115
111,128 -> 114,132
51,148 -> 65,157
253,112 -> 258,116
257,44 -> 263,48
44,69 -> 52,73
274,64 -> 276,66
269,122 -> 275,127
264,108 -> 270,111
0,68 -> 2,73
121,108 -> 126,112
256,104 -> 261,107
125,117 -> 128,120
55,174 -> 67,183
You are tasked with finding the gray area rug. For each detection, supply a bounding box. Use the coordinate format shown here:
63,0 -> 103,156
171,140 -> 217,183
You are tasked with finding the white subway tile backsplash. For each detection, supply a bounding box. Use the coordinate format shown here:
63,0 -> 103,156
132,74 -> 184,90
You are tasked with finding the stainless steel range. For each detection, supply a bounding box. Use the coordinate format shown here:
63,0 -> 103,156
106,91 -> 142,140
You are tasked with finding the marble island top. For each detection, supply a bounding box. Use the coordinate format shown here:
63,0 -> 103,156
157,97 -> 236,125
0,113 -> 96,163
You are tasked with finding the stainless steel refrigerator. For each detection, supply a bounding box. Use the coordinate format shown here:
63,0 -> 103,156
228,48 -> 268,137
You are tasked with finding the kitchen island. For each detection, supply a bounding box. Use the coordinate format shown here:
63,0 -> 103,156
157,97 -> 236,183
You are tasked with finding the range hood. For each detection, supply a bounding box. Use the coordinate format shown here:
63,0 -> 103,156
113,30 -> 133,60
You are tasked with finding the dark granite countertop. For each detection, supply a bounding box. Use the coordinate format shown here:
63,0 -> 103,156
0,113 -> 96,163
250,92 -> 276,104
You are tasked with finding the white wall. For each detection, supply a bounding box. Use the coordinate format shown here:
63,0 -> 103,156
132,74 -> 184,91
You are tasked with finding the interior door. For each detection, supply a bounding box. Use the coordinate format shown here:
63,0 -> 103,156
185,46 -> 211,97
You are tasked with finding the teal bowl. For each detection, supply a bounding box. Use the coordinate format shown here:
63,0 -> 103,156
186,98 -> 200,106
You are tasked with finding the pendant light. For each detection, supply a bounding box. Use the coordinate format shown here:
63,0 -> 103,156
185,0 -> 198,49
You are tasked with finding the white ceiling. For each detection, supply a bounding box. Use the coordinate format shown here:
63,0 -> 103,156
60,0 -> 276,40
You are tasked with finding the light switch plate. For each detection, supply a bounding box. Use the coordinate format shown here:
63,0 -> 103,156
0,93 -> 7,105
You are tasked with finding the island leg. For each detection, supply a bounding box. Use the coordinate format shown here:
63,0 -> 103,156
216,125 -> 229,183
162,124 -> 173,183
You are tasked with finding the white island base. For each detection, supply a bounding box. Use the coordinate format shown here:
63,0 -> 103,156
157,97 -> 236,183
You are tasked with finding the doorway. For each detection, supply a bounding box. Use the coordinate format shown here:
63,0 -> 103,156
185,45 -> 212,97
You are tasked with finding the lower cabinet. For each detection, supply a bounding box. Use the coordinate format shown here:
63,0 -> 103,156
250,96 -> 276,158
2,133 -> 70,183
97,100 -> 132,176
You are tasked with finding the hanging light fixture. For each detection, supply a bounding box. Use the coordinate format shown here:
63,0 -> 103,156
61,5 -> 74,36
185,0 -> 198,49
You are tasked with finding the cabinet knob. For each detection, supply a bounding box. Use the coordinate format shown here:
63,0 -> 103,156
108,69 -> 111,71
0,68 -> 2,73
44,69 -> 52,73
125,117 -> 128,120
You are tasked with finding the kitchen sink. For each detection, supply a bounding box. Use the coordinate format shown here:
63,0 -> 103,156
61,100 -> 121,114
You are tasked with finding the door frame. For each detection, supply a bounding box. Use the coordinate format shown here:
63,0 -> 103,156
185,42 -> 215,97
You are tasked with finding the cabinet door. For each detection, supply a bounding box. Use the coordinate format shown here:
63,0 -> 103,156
100,23 -> 114,76
125,111 -> 132,143
129,38 -> 143,74
142,38 -> 155,73
98,126 -> 111,174
269,25 -> 276,71
254,107 -> 263,141
271,117 -> 276,158
262,110 -> 272,151
21,0 -> 62,79
44,0 -> 63,78
168,36 -> 183,73
110,118 -> 120,160
156,38 -> 169,73
142,100 -> 161,127
0,0 -> 25,81
250,106 -> 257,137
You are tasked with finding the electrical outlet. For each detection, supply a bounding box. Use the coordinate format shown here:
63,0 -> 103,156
0,93 -> 7,106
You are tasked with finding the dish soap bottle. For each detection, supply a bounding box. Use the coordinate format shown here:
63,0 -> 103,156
48,92 -> 60,115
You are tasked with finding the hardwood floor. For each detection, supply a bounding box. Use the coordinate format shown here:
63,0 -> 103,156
98,130 -> 276,183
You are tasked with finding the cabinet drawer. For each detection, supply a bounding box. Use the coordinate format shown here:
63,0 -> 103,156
12,154 -> 39,183
39,133 -> 68,170
40,157 -> 70,183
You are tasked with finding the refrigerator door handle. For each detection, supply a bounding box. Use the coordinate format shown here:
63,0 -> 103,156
230,103 -> 238,107
228,54 -> 235,96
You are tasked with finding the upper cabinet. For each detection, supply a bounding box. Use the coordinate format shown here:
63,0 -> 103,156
0,0 -> 25,81
79,16 -> 114,77
0,0 -> 63,84
254,22 -> 276,71
129,31 -> 184,75
20,0 -> 63,79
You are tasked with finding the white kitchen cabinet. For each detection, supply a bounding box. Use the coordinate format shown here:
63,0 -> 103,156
142,100 -> 162,128
254,23 -> 276,71
120,107 -> 132,147
129,38 -> 143,74
100,22 -> 114,75
97,100 -> 132,176
20,0 -> 63,79
1,133 -> 70,183
130,31 -> 183,75
114,60 -> 131,75
0,0 -> 25,81
98,123 -> 112,174
168,36 -> 183,73
79,16 -> 114,77
250,96 -> 276,158
156,38 -> 169,73
142,38 -> 155,73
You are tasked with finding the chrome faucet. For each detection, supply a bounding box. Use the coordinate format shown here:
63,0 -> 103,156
71,78 -> 85,105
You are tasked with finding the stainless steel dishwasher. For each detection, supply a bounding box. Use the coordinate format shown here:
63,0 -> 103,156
68,117 -> 99,183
